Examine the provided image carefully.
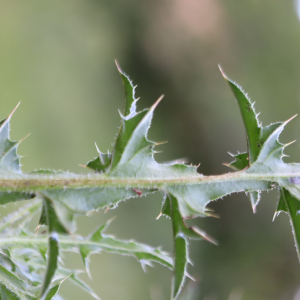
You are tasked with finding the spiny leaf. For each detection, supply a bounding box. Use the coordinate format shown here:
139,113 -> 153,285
41,187 -> 152,233
0,192 -> 35,206
76,218 -> 173,274
86,144 -> 111,173
223,75 -> 300,260
220,67 -> 260,164
225,152 -> 248,171
43,282 -> 61,300
221,69 -> 283,212
0,103 -> 34,205
166,179 -> 272,218
6,244 -> 96,300
109,101 -> 158,171
0,220 -> 172,300
115,60 -> 138,117
40,198 -> 64,299
39,233 -> 59,300
58,272 -> 99,300
0,265 -> 36,300
0,103 -> 22,175
163,195 -> 215,300
3,64 -> 300,300
0,283 -> 20,300
274,188 -> 300,261
43,198 -> 67,235
38,201 -> 47,229
273,190 -> 288,221
42,276 -> 69,300
0,199 -> 40,233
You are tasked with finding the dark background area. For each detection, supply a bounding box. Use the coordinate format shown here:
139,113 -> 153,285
1,1 -> 300,299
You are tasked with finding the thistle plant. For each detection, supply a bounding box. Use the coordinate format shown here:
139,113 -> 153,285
0,62 -> 299,300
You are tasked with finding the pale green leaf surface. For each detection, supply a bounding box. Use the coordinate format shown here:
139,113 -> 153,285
76,218 -> 173,273
0,235 -> 173,273
0,199 -> 40,232
0,215 -> 172,300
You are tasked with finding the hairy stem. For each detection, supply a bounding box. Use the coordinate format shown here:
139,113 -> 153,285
0,171 -> 295,191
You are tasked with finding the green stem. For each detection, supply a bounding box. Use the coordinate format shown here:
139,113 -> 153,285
0,171 -> 296,191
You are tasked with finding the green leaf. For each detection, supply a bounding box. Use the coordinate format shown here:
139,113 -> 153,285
40,199 -> 63,299
0,283 -> 20,300
0,103 -> 34,205
220,67 -> 260,164
1,233 -> 174,274
85,60 -> 139,174
273,190 -> 288,220
38,201 -> 47,228
0,265 -> 36,300
0,216 -> 173,300
0,192 -> 35,206
274,188 -> 300,261
43,199 -> 67,235
39,234 -> 59,300
76,218 -> 173,274
221,69 -> 284,212
0,199 -> 40,233
164,195 -> 216,300
225,152 -> 248,171
3,65 -> 300,300
41,187 -> 152,233
59,272 -> 99,300
246,116 -> 300,203
115,60 -> 138,117
43,279 -> 64,300
86,146 -> 111,173
0,104 -> 22,175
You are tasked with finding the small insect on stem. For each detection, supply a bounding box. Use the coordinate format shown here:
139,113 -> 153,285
132,188 -> 143,197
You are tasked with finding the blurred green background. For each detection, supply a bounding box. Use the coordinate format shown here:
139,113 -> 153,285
2,0 -> 300,299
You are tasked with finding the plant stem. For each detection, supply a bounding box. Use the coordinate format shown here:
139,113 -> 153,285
0,171 -> 295,191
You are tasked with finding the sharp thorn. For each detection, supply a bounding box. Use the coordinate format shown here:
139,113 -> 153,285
285,114 -> 297,124
151,95 -> 164,111
115,59 -> 121,72
8,102 -> 21,120
35,225 -> 40,237
78,164 -> 87,168
156,212 -> 162,220
19,133 -> 31,144
218,65 -> 227,79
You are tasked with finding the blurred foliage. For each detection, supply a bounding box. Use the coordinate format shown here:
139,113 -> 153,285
2,0 -> 300,299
